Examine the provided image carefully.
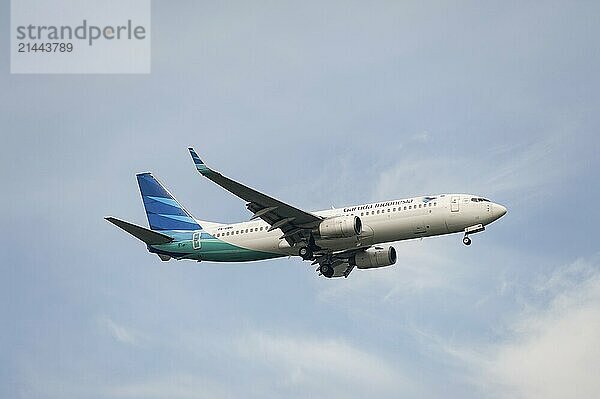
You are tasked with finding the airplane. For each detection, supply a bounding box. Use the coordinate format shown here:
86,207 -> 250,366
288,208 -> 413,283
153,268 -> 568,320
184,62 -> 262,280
106,148 -> 507,278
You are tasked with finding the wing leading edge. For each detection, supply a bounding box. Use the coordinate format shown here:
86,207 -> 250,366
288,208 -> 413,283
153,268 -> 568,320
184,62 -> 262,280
188,147 -> 322,244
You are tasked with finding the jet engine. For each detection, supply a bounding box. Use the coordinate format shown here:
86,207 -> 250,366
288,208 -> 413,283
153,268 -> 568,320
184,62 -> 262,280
317,215 -> 362,239
353,246 -> 396,269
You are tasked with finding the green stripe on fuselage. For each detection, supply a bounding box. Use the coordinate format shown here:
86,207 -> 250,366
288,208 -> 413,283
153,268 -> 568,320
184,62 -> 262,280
150,236 -> 283,262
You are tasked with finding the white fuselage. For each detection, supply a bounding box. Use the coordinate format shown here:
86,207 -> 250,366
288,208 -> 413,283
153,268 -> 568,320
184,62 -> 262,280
200,194 -> 507,256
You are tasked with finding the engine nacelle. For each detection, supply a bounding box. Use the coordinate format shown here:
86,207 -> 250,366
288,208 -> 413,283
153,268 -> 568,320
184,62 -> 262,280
317,216 -> 362,239
354,246 -> 396,269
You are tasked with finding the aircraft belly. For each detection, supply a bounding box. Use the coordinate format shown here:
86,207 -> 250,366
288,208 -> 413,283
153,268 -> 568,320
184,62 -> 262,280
153,237 -> 284,262
201,249 -> 283,262
202,237 -> 285,262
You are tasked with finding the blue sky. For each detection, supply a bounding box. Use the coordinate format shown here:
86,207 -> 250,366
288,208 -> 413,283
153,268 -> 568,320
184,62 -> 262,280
2,1 -> 599,398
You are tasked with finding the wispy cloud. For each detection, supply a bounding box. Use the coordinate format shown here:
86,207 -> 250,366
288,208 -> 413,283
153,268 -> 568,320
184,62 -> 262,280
371,130 -> 584,203
98,316 -> 140,345
414,254 -> 600,399
234,331 -> 419,398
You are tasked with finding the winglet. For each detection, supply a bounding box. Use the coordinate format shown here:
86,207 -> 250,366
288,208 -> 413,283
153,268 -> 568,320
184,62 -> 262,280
188,147 -> 204,166
188,147 -> 211,175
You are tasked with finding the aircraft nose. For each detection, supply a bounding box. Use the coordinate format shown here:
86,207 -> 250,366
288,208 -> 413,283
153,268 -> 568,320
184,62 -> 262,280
494,203 -> 507,218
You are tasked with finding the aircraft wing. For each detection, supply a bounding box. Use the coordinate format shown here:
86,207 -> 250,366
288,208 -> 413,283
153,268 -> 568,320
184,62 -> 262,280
188,148 -> 323,244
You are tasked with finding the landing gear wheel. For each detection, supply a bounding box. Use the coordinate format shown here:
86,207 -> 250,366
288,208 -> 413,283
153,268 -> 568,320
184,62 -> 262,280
298,246 -> 313,260
463,236 -> 472,246
319,264 -> 334,278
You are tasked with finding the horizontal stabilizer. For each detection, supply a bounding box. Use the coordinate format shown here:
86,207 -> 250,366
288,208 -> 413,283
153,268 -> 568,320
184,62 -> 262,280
105,217 -> 174,245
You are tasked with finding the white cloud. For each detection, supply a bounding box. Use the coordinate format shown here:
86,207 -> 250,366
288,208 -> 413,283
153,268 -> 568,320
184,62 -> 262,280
98,316 -> 139,345
428,255 -> 600,399
482,256 -> 600,399
234,331 -> 419,398
371,131 -> 583,203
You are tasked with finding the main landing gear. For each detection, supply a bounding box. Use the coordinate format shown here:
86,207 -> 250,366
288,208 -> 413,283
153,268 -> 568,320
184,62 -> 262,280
298,246 -> 313,260
299,236 -> 320,261
319,263 -> 334,278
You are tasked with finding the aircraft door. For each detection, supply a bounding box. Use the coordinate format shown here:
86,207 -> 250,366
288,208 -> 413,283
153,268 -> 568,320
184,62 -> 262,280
451,196 -> 460,212
192,232 -> 201,250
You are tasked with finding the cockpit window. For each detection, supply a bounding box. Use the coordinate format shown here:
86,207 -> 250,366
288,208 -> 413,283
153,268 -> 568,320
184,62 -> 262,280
471,197 -> 491,202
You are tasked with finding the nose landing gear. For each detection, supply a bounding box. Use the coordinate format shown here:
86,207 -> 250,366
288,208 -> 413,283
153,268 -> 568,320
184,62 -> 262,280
462,224 -> 484,246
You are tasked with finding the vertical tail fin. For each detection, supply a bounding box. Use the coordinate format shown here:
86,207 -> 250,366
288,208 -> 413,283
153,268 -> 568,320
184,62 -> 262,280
136,173 -> 202,231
